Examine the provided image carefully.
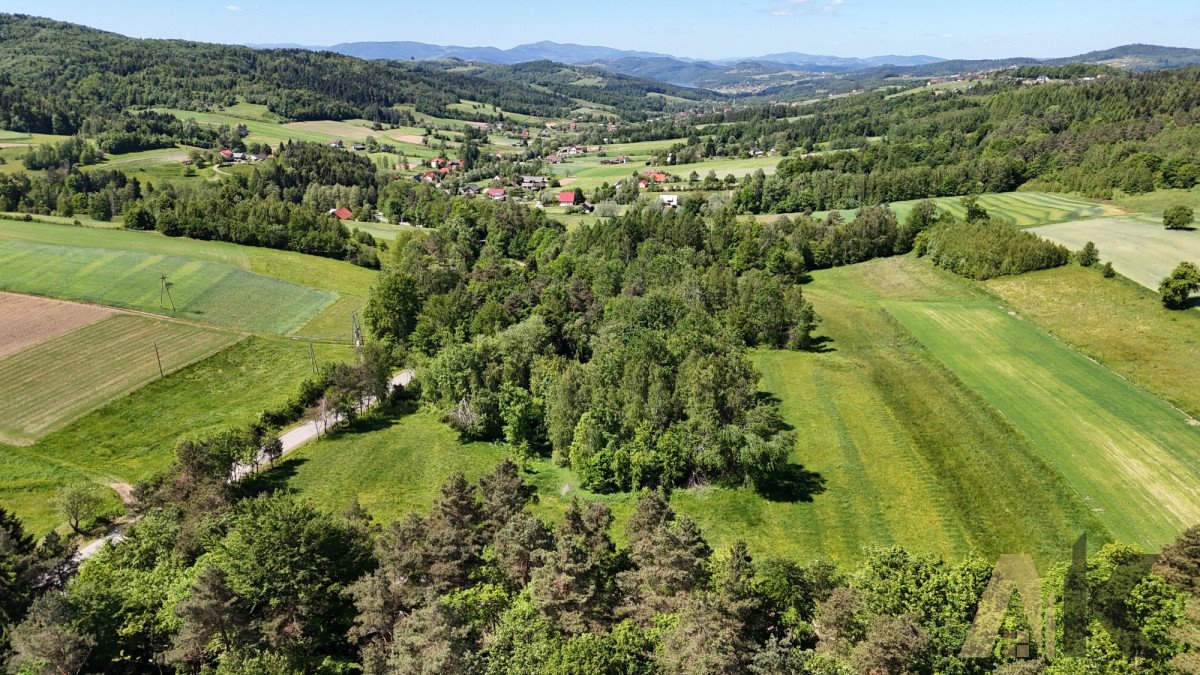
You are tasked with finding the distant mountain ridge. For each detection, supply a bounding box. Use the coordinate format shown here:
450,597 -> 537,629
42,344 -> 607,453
248,39 -> 944,72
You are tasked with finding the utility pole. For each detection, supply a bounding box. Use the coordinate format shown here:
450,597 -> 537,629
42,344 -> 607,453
351,313 -> 364,362
159,274 -> 176,311
308,341 -> 318,374
153,341 -> 164,378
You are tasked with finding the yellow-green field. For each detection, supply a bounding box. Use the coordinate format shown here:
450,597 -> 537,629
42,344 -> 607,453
762,192 -> 1126,228
1032,217 -> 1200,291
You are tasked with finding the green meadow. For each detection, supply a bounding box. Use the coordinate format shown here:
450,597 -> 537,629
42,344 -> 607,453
0,315 -> 239,445
0,220 -> 378,337
1,337 -> 353,535
1032,217 -> 1200,291
888,300 -> 1200,549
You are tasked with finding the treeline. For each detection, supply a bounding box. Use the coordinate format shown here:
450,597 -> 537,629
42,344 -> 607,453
3,142 -> 388,267
365,193 -> 818,492
5,460 -> 1199,673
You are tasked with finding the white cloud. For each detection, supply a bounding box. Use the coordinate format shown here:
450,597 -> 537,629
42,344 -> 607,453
226,4 -> 242,11
768,0 -> 845,17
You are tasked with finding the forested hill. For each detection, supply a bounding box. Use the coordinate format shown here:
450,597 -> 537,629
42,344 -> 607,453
0,14 -> 713,135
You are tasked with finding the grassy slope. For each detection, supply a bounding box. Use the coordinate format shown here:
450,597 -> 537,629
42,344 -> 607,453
986,264 -> 1200,420
0,315 -> 240,444
1031,217 -> 1200,291
0,239 -> 335,334
278,256 -> 1109,564
887,300 -> 1200,549
1,337 -> 353,535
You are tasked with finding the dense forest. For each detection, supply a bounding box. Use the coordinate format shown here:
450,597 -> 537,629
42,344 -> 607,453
575,68 -> 1200,214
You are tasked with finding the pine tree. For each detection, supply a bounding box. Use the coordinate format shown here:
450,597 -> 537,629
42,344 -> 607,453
618,491 -> 711,623
167,565 -> 252,667
490,512 -> 552,588
529,499 -> 618,634
424,473 -> 484,593
478,459 -> 536,537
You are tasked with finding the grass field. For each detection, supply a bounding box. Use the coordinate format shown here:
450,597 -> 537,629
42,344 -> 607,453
0,314 -> 240,444
887,300 -> 1200,549
987,265 -> 1200,418
763,192 -> 1126,228
0,337 -> 353,534
276,256 -> 1112,564
1032,217 -> 1200,291
0,239 -> 335,334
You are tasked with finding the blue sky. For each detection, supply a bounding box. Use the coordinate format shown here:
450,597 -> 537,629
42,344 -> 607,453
3,0 -> 1198,60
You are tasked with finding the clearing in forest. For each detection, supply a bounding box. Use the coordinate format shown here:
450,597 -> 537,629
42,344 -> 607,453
1032,217 -> 1200,291
887,300 -> 1200,549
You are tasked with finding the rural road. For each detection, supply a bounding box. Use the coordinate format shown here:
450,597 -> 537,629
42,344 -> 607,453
76,369 -> 413,561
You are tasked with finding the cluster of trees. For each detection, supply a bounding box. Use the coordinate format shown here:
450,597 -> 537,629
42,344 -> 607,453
89,110 -> 226,155
916,216 -> 1071,280
365,193 -> 819,492
6,463 -> 1200,673
20,137 -> 102,170
0,166 -> 142,221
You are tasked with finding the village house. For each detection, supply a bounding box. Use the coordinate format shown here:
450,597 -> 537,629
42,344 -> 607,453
461,184 -> 481,196
351,143 -> 366,151
658,195 -> 680,208
559,191 -> 580,206
486,188 -> 507,201
546,154 -> 563,164
328,207 -> 353,221
522,175 -> 549,189
219,149 -> 234,161
642,170 -> 668,183
330,139 -> 343,149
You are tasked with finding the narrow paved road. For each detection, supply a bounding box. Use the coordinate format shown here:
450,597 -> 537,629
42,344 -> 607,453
76,370 -> 413,560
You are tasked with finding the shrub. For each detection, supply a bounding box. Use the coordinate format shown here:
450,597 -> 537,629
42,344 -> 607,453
1164,205 -> 1195,230
1159,261 -> 1200,309
1077,241 -> 1099,267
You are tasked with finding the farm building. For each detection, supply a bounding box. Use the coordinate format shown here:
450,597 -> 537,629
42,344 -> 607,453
522,176 -> 549,189
219,149 -> 234,161
328,207 -> 353,221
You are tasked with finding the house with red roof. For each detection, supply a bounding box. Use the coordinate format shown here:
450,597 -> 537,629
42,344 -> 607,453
328,207 -> 353,221
642,171 -> 668,183
486,188 -> 507,201
559,191 -> 580,206
546,155 -> 563,164
219,149 -> 234,161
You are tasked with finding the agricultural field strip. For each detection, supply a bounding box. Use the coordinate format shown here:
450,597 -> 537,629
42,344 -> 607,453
0,291 -> 115,358
1032,217 -> 1200,291
0,314 -> 241,444
885,300 -> 1200,549
0,238 -> 337,335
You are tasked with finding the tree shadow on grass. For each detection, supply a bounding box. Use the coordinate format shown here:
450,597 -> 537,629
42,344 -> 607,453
805,334 -> 836,354
239,457 -> 309,498
756,464 -> 827,503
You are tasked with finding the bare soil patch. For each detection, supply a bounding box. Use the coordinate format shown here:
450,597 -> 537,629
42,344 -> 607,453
0,292 -> 116,359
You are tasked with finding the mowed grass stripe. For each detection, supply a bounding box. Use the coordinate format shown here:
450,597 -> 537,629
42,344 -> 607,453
0,240 -> 336,334
886,300 -> 1200,548
0,315 -> 240,443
